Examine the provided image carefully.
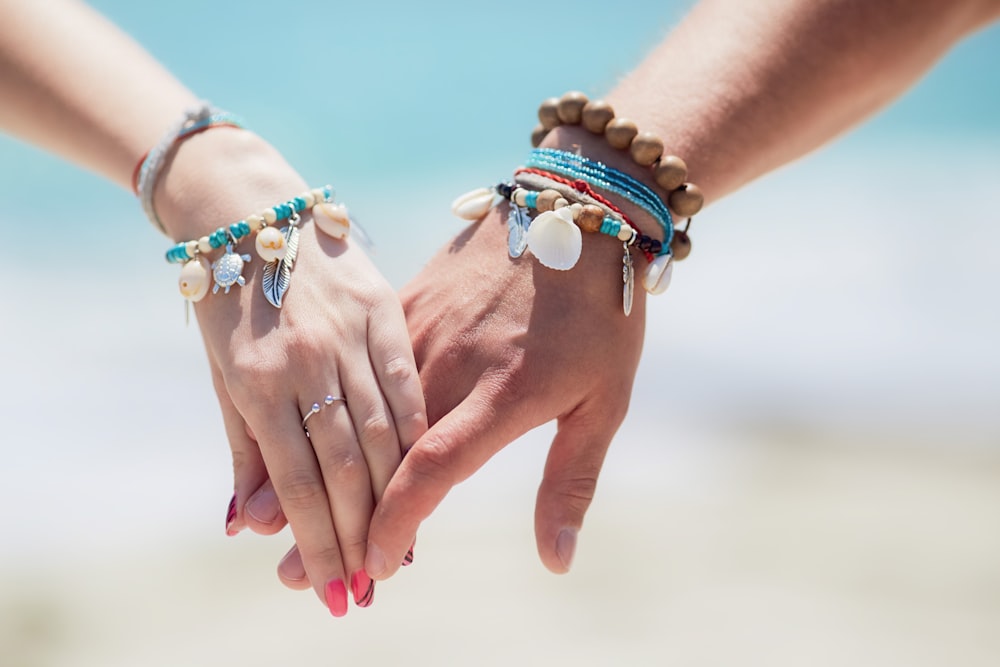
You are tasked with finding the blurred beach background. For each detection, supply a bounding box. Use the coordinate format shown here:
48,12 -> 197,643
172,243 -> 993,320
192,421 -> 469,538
1,1 -> 999,665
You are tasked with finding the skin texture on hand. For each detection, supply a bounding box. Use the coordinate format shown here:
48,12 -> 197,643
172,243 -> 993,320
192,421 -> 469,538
362,204 -> 647,579
156,130 -> 428,613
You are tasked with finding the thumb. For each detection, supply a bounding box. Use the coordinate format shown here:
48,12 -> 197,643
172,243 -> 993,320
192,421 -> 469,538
366,385 -> 536,581
534,405 -> 621,574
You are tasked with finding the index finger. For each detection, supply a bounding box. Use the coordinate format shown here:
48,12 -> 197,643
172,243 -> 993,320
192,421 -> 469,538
364,384 -> 537,580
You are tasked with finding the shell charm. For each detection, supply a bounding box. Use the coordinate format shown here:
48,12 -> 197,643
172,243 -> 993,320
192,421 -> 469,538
526,207 -> 582,270
178,256 -> 211,303
313,202 -> 351,240
643,254 -> 674,295
622,244 -> 635,316
212,244 -> 252,295
255,226 -> 288,262
506,205 -> 530,258
261,224 -> 300,308
451,188 -> 497,221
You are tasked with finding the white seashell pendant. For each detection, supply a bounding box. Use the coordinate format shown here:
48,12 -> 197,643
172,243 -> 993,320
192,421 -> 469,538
255,226 -> 287,262
642,254 -> 674,295
526,208 -> 582,271
451,188 -> 496,221
178,256 -> 211,302
312,202 -> 351,239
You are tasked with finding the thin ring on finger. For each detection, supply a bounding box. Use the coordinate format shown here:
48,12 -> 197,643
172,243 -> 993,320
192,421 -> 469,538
302,394 -> 347,437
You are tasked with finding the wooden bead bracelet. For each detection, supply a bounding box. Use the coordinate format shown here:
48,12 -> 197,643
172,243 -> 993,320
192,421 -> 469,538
531,91 -> 704,220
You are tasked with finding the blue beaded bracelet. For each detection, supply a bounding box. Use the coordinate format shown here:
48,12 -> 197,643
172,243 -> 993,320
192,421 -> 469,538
525,148 -> 674,250
167,185 -> 354,310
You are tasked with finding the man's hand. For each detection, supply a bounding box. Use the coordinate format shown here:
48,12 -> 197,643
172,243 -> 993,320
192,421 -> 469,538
363,204 -> 647,579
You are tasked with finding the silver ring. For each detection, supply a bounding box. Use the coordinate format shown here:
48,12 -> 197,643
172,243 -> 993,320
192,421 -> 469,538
301,394 -> 347,436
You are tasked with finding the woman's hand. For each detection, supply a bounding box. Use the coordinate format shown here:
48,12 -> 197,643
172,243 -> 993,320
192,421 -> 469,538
156,130 -> 427,616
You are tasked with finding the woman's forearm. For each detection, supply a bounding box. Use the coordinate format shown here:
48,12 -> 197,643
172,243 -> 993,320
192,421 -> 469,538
603,0 -> 1000,204
0,0 -> 196,190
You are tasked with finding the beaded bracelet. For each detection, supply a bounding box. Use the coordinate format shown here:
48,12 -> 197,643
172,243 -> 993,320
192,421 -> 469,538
136,102 -> 246,234
526,148 -> 673,250
451,181 -> 672,315
168,185 -> 352,310
511,172 -> 656,262
532,91 -> 704,220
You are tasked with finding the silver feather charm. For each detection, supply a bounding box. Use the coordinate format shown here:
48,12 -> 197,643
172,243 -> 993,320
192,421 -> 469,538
622,243 -> 635,317
507,205 -> 530,258
262,224 -> 300,308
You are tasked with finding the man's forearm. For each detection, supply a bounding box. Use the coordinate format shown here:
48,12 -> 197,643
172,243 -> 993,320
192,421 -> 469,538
603,0 -> 1000,204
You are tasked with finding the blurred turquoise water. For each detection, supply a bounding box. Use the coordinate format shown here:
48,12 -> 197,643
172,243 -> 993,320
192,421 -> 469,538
0,0 -> 998,228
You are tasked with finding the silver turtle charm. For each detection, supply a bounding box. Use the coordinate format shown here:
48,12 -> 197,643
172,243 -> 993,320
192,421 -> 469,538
212,244 -> 252,294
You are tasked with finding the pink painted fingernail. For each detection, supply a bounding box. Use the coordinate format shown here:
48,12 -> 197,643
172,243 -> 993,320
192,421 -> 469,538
225,494 -> 239,536
351,571 -> 375,608
325,579 -> 348,617
401,544 -> 414,567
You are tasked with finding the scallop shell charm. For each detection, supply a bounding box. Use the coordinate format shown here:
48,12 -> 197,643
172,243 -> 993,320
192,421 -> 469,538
642,253 -> 673,295
451,188 -> 496,221
622,244 -> 635,316
507,205 -> 530,258
526,207 -> 582,270
178,256 -> 211,302
212,244 -> 252,295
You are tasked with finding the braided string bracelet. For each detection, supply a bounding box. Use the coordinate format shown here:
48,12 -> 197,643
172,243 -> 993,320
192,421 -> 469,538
135,102 -> 246,234
167,185 -> 352,310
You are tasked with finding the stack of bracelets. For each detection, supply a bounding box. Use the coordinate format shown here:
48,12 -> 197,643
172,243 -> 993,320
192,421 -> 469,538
137,101 -> 353,314
451,91 -> 703,316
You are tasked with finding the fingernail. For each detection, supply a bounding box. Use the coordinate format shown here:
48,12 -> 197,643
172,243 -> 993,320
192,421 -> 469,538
278,550 -> 305,582
351,570 -> 375,607
401,544 -> 414,567
225,494 -> 239,536
365,542 -> 387,579
246,488 -> 279,524
324,579 -> 348,617
556,528 -> 577,572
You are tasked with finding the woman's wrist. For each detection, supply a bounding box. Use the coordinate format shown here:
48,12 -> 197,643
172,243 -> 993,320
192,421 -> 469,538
152,128 -> 307,241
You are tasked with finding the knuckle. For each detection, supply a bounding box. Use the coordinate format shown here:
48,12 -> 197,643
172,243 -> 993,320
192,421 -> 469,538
406,434 -> 456,485
382,356 -> 416,387
547,472 -> 600,514
319,442 -> 366,484
301,544 -> 343,571
359,414 -> 394,448
275,470 -> 327,512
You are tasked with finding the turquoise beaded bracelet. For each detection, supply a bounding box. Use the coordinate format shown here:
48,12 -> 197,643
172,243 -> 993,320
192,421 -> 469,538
169,186 -> 352,309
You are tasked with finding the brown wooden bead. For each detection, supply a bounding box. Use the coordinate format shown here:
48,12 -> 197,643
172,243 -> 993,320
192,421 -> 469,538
556,91 -> 589,124
531,125 -> 548,148
669,183 -> 704,218
605,118 -> 638,150
538,98 -> 561,130
629,131 -> 664,167
535,189 -> 562,212
581,100 -> 615,134
654,155 -> 688,191
577,205 -> 605,233
670,230 -> 692,261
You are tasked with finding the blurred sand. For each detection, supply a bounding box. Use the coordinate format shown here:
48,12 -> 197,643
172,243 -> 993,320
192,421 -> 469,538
2,426 -> 998,667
